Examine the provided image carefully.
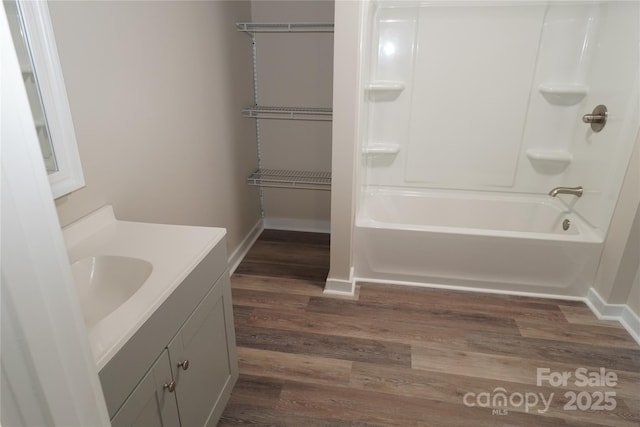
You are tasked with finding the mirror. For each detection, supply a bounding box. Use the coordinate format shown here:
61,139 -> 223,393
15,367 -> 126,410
4,0 -> 85,198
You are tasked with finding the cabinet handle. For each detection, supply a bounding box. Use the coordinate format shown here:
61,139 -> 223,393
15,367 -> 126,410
163,381 -> 176,393
177,360 -> 190,371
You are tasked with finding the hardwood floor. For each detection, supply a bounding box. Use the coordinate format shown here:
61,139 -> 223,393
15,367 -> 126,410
219,230 -> 640,426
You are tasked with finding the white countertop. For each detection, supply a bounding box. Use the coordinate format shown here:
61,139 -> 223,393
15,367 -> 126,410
63,206 -> 226,370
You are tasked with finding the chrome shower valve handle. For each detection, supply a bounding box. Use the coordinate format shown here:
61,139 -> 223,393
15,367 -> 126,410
582,105 -> 607,132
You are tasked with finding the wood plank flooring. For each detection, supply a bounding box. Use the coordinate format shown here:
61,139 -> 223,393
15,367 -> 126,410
220,230 -> 640,426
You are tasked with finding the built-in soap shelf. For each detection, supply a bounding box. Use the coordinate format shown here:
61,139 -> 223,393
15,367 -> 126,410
21,67 -> 34,81
363,142 -> 400,155
526,149 -> 573,164
366,81 -> 405,92
365,80 -> 405,101
538,84 -> 588,106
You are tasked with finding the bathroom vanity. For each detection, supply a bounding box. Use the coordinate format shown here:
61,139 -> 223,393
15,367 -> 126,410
63,206 -> 237,426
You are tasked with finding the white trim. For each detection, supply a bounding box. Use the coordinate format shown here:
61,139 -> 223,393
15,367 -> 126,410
228,219 -> 264,275
1,4 -> 110,423
324,267 -> 356,296
263,217 -> 330,234
584,287 -> 626,318
16,0 -> 85,198
353,275 -> 586,302
586,288 -> 640,345
328,0 -> 364,291
620,307 -> 640,345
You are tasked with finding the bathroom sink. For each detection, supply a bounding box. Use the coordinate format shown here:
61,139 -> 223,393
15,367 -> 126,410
62,205 -> 226,368
71,255 -> 153,326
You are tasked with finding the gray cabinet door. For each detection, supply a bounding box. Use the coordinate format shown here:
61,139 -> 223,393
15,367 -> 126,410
168,276 -> 238,427
110,350 -> 180,427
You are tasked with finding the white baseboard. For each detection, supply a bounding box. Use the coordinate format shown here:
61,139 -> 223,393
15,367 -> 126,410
586,288 -> 640,345
263,217 -> 330,234
620,307 -> 640,345
584,288 -> 626,318
324,267 -> 356,296
353,276 -> 587,302
228,219 -> 264,275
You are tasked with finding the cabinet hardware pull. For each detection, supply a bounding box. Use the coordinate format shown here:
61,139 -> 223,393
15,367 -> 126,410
163,381 -> 176,393
178,360 -> 190,370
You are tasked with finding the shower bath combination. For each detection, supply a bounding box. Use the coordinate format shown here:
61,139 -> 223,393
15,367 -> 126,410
353,1 -> 639,298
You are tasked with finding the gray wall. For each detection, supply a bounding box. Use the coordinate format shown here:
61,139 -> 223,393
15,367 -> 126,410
50,1 -> 261,255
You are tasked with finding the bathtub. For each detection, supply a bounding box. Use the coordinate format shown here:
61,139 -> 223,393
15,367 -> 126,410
354,188 -> 604,297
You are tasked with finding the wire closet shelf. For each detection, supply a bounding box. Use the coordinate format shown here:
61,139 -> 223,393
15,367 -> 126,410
236,22 -> 335,33
239,21 -> 334,193
247,169 -> 331,191
242,106 -> 332,121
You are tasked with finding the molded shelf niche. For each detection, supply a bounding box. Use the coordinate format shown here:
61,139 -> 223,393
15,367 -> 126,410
362,142 -> 400,155
526,149 -> 572,174
34,118 -> 46,129
21,67 -> 34,82
242,106 -> 332,121
365,80 -> 405,101
538,84 -> 589,106
236,22 -> 334,33
247,169 -> 331,191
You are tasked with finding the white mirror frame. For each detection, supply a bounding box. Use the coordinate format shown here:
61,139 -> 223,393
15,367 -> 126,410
17,0 -> 85,199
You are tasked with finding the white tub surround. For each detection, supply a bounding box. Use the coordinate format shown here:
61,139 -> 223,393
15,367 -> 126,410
355,188 -> 603,297
63,206 -> 226,370
346,1 -> 638,299
359,1 -> 639,233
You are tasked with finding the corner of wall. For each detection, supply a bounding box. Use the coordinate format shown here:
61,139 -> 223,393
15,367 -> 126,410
592,134 -> 640,302
586,288 -> 640,345
228,218 -> 264,275
328,0 -> 364,286
626,266 -> 640,317
324,267 -> 356,296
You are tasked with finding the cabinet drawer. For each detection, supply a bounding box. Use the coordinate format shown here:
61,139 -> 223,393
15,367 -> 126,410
100,238 -> 228,418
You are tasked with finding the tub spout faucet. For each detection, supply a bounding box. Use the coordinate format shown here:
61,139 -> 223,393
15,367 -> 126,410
548,186 -> 583,197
